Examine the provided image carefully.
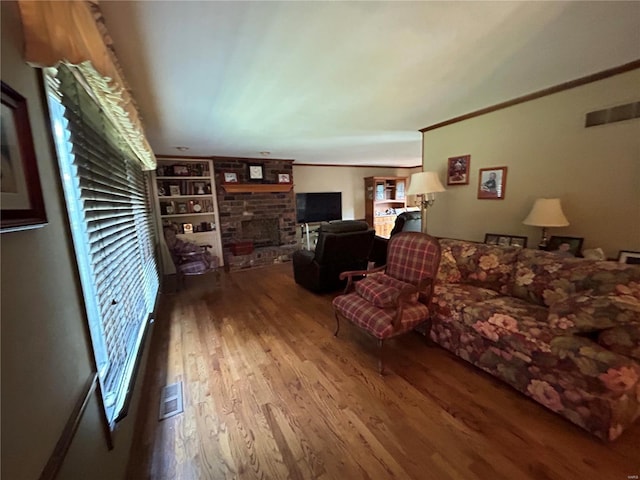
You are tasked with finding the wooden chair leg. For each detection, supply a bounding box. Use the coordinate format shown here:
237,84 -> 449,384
378,339 -> 384,375
333,311 -> 340,337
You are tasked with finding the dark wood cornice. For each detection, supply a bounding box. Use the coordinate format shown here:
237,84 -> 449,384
293,163 -> 421,169
420,59 -> 640,133
156,155 -> 295,163
211,156 -> 295,163
155,154 -> 213,160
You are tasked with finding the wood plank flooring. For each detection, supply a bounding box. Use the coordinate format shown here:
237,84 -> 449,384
126,263 -> 640,480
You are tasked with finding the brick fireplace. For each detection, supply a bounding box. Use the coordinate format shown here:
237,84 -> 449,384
213,157 -> 298,270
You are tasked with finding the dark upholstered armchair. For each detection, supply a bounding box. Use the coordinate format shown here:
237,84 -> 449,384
293,220 -> 375,292
370,210 -> 422,266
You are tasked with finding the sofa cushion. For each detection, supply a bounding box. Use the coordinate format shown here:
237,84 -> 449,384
436,242 -> 462,284
460,297 -> 554,357
598,325 -> 640,362
431,284 -> 501,322
511,249 -> 640,307
547,283 -> 640,334
355,274 -> 418,308
440,239 -> 519,294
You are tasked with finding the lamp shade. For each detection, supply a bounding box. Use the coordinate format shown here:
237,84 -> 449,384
406,172 -> 445,195
522,198 -> 569,227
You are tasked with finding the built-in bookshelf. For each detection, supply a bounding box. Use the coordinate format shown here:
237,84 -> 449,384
152,158 -> 223,270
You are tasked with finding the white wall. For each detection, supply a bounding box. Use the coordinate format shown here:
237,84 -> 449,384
292,164 -> 421,220
422,69 -> 640,258
1,2 -> 148,478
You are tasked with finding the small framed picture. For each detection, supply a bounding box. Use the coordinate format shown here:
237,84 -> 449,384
547,236 -> 584,257
177,202 -> 188,214
173,165 -> 189,176
484,234 -> 499,245
447,155 -> 470,185
247,163 -> 264,181
510,237 -> 527,248
194,182 -> 206,194
223,172 -> 238,183
278,173 -> 291,184
165,204 -> 175,215
183,223 -> 193,234
618,250 -> 640,265
169,185 -> 181,196
478,167 -> 507,199
484,233 -> 528,248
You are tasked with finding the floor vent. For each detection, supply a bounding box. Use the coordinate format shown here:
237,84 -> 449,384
159,382 -> 184,420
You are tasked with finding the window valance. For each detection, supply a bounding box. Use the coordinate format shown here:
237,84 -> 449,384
18,0 -> 156,170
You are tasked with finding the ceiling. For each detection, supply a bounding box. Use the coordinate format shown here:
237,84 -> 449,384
99,1 -> 640,166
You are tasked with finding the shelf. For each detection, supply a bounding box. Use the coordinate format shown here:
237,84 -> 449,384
222,184 -> 293,193
158,194 -> 214,200
156,176 -> 209,180
161,212 -> 214,218
374,199 -> 406,204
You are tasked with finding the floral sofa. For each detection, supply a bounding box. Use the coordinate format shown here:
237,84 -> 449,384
429,238 -> 640,441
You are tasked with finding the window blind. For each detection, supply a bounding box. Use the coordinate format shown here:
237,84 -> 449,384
46,65 -> 159,423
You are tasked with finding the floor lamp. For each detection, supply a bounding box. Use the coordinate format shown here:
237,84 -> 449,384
406,172 -> 445,234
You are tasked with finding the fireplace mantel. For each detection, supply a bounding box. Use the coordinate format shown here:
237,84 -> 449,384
222,184 -> 293,193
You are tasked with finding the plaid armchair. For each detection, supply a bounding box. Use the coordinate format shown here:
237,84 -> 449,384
332,232 -> 441,373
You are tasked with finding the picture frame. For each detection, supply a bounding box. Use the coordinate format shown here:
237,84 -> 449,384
484,233 -> 528,248
618,250 -> 640,265
447,155 -> 470,185
478,166 -> 507,199
169,185 -> 181,196
193,181 -> 206,194
1,81 -> 47,232
278,173 -> 291,184
247,163 -> 264,181
182,223 -> 193,234
547,236 -> 584,257
223,172 -> 238,184
177,202 -> 188,214
173,165 -> 189,176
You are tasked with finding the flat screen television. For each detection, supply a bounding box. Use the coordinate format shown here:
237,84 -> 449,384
296,192 -> 342,224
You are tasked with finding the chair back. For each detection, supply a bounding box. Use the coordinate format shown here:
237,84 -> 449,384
314,221 -> 374,266
390,211 -> 422,236
386,232 -> 441,299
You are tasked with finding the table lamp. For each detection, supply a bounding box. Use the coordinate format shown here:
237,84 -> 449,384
522,198 -> 569,249
406,171 -> 445,234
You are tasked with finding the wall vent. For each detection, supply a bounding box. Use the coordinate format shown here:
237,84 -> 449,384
585,101 -> 640,127
159,381 -> 184,420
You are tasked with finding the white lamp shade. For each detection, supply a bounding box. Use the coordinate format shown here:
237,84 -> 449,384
406,171 -> 446,195
523,198 -> 569,227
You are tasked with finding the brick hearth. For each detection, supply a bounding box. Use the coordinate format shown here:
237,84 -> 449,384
213,157 -> 298,270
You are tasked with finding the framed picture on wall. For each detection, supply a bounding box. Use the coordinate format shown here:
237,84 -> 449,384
447,155 -> 470,185
1,81 -> 47,232
478,166 -> 507,199
278,173 -> 291,184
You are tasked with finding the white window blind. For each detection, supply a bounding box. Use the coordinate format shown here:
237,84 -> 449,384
46,65 -> 159,424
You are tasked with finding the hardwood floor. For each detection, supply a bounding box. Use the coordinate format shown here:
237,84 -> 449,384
126,263 -> 640,480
